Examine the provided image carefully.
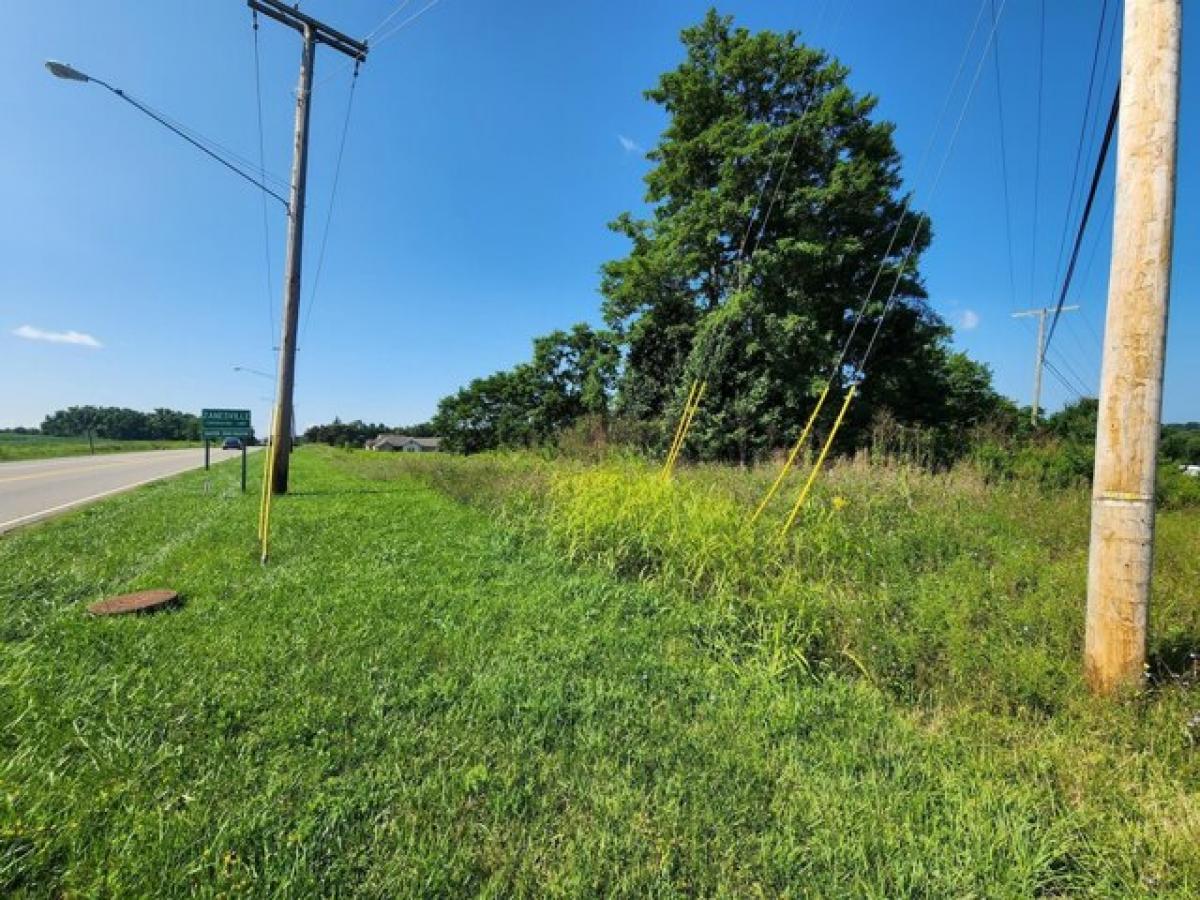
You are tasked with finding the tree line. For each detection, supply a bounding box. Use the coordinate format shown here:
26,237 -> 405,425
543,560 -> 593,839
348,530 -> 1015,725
39,406 -> 203,441
303,418 -> 435,449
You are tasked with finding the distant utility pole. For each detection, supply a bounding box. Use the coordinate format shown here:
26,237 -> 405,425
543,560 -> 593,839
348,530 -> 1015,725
250,0 -> 367,494
1086,0 -> 1181,696
1011,305 -> 1079,424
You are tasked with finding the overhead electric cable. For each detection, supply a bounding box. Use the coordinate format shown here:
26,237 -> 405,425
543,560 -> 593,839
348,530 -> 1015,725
762,0 -> 1008,527
1047,0 -> 1112,300
988,0 -> 1017,311
1043,86 -> 1119,351
300,63 -> 361,342
836,0 -> 1000,374
1047,342 -> 1094,397
854,216 -> 928,372
371,0 -> 446,48
364,0 -> 414,43
670,0 -> 847,472
252,10 -> 278,348
314,0 -> 447,92
1071,186 -> 1114,343
1062,317 -> 1100,388
840,0 -> 1006,376
745,0 -> 866,262
1043,357 -> 1087,403
732,0 -> 840,282
1029,0 -> 1045,302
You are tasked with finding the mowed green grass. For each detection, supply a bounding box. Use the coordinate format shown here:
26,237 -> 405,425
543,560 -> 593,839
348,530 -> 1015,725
1,447 -> 1197,896
0,434 -> 198,462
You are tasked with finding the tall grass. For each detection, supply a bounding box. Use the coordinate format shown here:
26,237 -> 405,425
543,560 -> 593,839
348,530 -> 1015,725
0,434 -> 198,461
345,450 -> 1200,716
337,449 -> 1200,891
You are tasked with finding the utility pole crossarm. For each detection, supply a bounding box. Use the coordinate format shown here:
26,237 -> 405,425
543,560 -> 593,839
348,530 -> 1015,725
1012,305 -> 1081,424
1010,305 -> 1080,320
248,0 -> 368,60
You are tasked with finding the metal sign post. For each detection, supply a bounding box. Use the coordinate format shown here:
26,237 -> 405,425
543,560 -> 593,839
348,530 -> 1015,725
201,409 -> 254,493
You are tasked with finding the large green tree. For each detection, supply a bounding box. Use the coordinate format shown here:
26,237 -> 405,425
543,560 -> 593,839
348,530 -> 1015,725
433,324 -> 620,453
602,10 -> 956,462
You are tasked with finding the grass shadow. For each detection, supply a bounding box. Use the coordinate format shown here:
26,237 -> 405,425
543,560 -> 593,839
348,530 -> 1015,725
1148,632 -> 1200,687
287,487 -> 404,498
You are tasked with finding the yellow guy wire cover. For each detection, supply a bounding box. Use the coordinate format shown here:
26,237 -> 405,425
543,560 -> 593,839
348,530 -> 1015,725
662,380 -> 702,479
662,379 -> 699,479
664,380 -> 706,479
750,382 -> 832,523
780,384 -> 857,537
257,441 -> 271,541
257,418 -> 276,542
259,443 -> 277,563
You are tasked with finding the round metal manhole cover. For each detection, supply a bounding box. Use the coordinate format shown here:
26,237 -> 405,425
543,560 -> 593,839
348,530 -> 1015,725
87,588 -> 179,616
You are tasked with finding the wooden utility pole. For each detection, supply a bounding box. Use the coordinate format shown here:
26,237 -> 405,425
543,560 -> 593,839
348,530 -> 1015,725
1085,0 -> 1181,696
250,0 -> 367,494
1011,305 -> 1079,424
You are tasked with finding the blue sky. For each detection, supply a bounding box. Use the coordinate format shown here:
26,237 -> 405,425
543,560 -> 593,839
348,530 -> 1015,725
1,1 -> 1196,430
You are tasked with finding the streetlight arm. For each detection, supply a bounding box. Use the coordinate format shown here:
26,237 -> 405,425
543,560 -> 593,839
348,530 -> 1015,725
45,61 -> 290,210
234,365 -> 274,380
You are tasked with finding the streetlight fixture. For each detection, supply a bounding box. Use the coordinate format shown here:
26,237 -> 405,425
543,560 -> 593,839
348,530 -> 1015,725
45,60 -> 89,82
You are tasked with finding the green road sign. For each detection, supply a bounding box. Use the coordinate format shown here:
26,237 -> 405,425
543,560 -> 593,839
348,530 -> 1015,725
202,408 -> 252,439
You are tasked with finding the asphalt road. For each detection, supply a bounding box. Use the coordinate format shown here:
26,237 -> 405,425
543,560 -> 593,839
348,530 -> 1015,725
0,447 -> 257,534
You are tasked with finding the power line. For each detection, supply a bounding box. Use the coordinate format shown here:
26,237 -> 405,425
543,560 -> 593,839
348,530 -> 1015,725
752,0 -> 1005,520
1047,342 -> 1093,397
1043,85 -> 1119,352
743,63 -> 821,266
1046,362 -> 1084,403
1043,357 -> 1086,403
1062,316 -> 1100,386
827,0 -> 994,376
364,0 -> 414,43
988,0 -> 1017,312
855,0 -> 1009,374
1047,0 -> 1112,301
731,0 -> 838,283
300,64 -> 361,342
855,215 -> 927,372
1029,0 -> 1045,302
372,0 -> 446,48
313,0 -> 448,92
1071,184 -> 1115,351
252,10 -> 278,349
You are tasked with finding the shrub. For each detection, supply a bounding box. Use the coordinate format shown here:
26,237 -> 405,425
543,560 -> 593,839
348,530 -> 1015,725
1158,464 -> 1200,509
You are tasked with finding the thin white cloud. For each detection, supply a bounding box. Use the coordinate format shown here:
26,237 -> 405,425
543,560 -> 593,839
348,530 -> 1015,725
617,134 -> 644,155
12,324 -> 102,348
958,310 -> 980,331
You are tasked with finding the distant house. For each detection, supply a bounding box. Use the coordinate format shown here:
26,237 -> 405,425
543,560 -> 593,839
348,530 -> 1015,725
365,434 -> 441,453
1182,464 -> 1200,478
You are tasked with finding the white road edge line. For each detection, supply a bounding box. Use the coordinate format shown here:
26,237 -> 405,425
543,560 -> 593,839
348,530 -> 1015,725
0,468 -> 197,534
